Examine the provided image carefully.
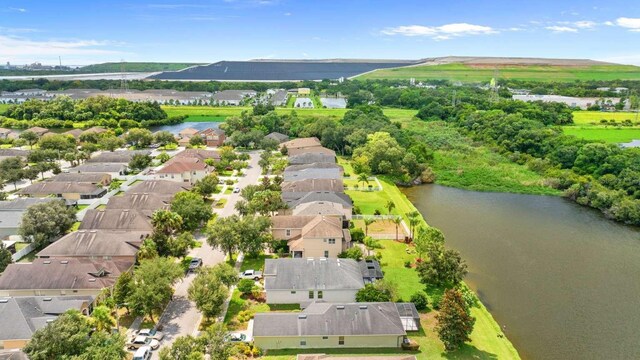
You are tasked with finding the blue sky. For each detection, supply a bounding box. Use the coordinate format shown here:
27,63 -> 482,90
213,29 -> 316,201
1,0 -> 640,65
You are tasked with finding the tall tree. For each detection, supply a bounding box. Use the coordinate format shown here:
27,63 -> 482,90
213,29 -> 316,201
436,288 -> 476,351
152,210 -> 183,236
392,216 -> 403,241
74,332 -> 127,360
0,243 -> 12,273
0,156 -> 25,190
124,128 -> 153,148
19,130 -> 39,149
90,305 -> 116,333
19,200 -> 76,249
385,200 -> 396,215
127,257 -> 183,321
171,191 -> 213,231
416,242 -> 467,288
210,263 -> 239,287
193,173 -> 219,199
128,153 -> 152,171
201,323 -> 234,360
188,267 -> 229,319
206,215 -> 240,262
159,335 -> 205,360
363,218 -> 375,237
23,310 -> 92,360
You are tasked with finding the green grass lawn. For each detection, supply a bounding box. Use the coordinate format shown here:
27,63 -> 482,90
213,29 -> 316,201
240,253 -> 275,272
562,127 -> 640,143
572,111 -> 640,125
0,104 -> 10,113
161,105 -> 417,123
184,115 -> 226,122
360,63 -> 640,82
76,204 -> 89,212
346,176 -> 424,222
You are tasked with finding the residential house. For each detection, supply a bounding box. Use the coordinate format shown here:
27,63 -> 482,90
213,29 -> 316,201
0,258 -> 133,296
281,179 -> 344,193
156,158 -> 210,184
253,302 -> 409,350
0,128 -> 16,140
0,198 -> 57,239
36,230 -> 148,262
0,296 -> 95,350
24,127 -> 49,137
49,173 -> 111,186
197,128 -> 225,147
269,90 -> 288,107
287,146 -> 336,158
81,126 -> 107,136
290,201 -> 349,219
284,165 -> 343,182
174,148 -> 220,162
265,132 -> 290,143
297,88 -> 311,96
86,150 -> 150,163
282,192 -> 353,220
0,149 -> 29,162
79,209 -> 153,232
211,90 -> 257,106
18,182 -> 106,200
126,180 -> 191,201
281,137 -> 322,151
285,163 -> 344,175
263,258 -> 365,304
271,216 -> 351,258
106,193 -> 170,213
63,128 -> 83,139
70,162 -> 128,177
179,128 -> 199,138
288,153 -> 337,165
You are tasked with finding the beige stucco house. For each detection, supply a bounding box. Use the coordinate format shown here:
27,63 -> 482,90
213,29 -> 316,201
271,215 -> 350,258
155,158 -> 211,184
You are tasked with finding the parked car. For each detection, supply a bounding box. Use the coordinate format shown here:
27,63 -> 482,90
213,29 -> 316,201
137,328 -> 165,341
188,257 -> 203,272
227,332 -> 247,342
133,346 -> 152,360
127,335 -> 160,350
239,269 -> 262,280
233,186 -> 240,193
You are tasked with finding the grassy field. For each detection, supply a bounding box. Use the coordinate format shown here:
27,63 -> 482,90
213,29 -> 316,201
184,115 -> 226,122
563,127 -> 640,143
573,111 -> 640,125
360,63 -> 640,82
0,104 -> 10,113
80,62 -> 200,72
346,177 -> 418,222
162,105 -> 417,122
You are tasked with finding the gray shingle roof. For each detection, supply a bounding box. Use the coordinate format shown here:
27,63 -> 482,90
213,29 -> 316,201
127,180 -> 191,200
283,168 -> 343,182
0,296 -> 94,341
284,191 -> 353,209
87,150 -> 150,163
106,193 -> 169,211
36,230 -> 148,258
18,182 -> 105,196
264,258 -> 364,291
265,132 -> 289,143
253,302 -> 406,337
49,173 -> 111,184
288,153 -> 336,165
79,209 -> 153,231
0,258 -> 132,291
72,163 -> 128,174
281,179 -> 344,193
285,163 -> 343,172
0,198 -> 57,229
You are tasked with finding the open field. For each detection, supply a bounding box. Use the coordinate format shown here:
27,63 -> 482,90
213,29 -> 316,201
184,115 -> 226,122
360,63 -> 640,82
563,127 -> 640,143
80,62 -> 200,72
0,104 -> 10,113
162,105 -> 418,121
572,111 -> 640,125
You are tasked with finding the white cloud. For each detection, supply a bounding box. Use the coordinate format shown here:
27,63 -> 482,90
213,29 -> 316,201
8,7 -> 27,12
381,23 -> 498,40
0,35 -> 124,64
283,12 -> 291,16
604,21 -> 615,26
546,25 -> 578,33
573,21 -> 597,28
616,17 -> 640,32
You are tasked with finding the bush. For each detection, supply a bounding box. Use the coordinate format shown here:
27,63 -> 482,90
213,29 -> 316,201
431,293 -> 443,310
237,279 -> 255,295
404,260 -> 412,268
350,228 -> 365,243
410,292 -> 429,310
338,247 -> 363,260
225,179 -> 235,185
237,310 -> 254,323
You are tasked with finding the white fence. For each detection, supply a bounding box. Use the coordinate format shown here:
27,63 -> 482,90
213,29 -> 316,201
12,242 -> 36,262
352,215 -> 402,220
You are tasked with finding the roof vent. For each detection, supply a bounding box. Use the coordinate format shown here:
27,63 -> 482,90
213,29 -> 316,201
298,314 -> 307,319
88,278 -> 96,282
336,305 -> 345,310
60,260 -> 69,265
359,305 -> 368,310
43,260 -> 51,264
46,319 -> 54,323
43,297 -> 52,301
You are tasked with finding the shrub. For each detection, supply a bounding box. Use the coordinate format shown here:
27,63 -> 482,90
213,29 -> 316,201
410,291 -> 429,310
237,310 -> 254,323
431,293 -> 443,310
404,260 -> 412,268
338,247 -> 363,261
237,279 -> 255,295
374,209 -> 382,215
225,179 -> 235,185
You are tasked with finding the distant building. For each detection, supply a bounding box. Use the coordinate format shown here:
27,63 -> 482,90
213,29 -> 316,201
70,162 -> 129,177
197,128 -> 225,147
86,150 -> 150,164
294,97 -> 314,108
211,90 -> 257,106
297,88 -> 311,96
265,132 -> 290,143
269,89 -> 289,106
18,182 -> 106,200
512,95 -> 622,110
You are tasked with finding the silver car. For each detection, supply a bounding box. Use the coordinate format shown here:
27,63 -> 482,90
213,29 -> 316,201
137,328 -> 165,341
128,335 -> 160,350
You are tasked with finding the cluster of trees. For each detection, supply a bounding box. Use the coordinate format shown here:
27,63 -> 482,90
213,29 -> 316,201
234,177 -> 285,216
159,323 -> 234,360
206,214 -> 272,261
3,96 -> 167,121
18,200 -> 77,249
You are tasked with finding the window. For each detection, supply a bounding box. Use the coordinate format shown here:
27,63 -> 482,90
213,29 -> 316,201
328,239 -> 336,244
290,291 -> 296,294
322,336 -> 328,340
285,229 -> 291,236
324,251 -> 329,258
338,336 -> 345,345
318,291 -> 323,299
300,340 -> 307,346
308,291 -> 314,299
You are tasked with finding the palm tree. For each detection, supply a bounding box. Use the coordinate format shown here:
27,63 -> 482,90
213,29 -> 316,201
357,173 -> 370,189
363,218 -> 376,237
392,216 -> 403,241
385,200 -> 396,215
151,209 -> 183,236
90,305 -> 116,333
363,236 -> 382,256
407,211 -> 421,240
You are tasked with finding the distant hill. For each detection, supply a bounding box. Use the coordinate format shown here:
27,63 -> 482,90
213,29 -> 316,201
358,56 -> 640,82
79,62 -> 202,73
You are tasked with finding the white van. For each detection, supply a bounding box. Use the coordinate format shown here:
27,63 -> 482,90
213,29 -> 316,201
133,346 -> 151,360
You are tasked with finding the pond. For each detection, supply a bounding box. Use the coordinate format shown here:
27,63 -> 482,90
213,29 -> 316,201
402,184 -> 640,360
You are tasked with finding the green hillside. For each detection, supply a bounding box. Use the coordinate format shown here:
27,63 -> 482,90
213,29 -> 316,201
79,62 -> 202,72
360,63 -> 640,82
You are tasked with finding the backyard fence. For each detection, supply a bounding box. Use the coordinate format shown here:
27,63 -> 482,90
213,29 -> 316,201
11,242 -> 35,262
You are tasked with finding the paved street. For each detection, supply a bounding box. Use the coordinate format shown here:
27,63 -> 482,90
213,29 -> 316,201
151,150 -> 262,358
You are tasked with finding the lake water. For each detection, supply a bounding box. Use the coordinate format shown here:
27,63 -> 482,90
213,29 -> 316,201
402,184 -> 640,360
149,121 -> 221,135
